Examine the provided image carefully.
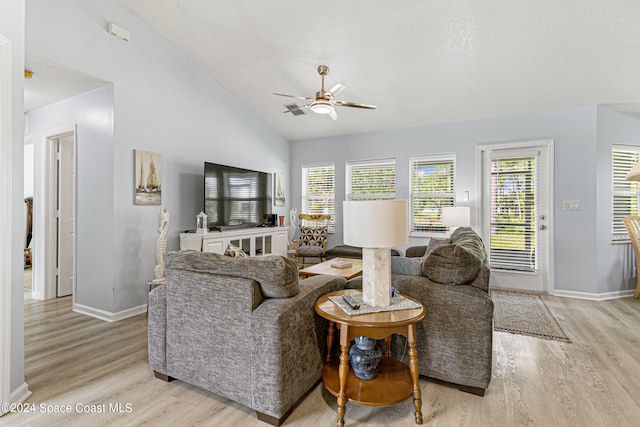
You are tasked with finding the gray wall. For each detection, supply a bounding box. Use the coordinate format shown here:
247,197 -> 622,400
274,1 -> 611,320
596,106 -> 640,294
25,85 -> 115,311
25,0 -> 291,313
291,105 -> 640,296
1,0 -> 25,396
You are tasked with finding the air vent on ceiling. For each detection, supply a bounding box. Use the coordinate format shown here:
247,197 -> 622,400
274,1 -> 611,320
283,103 -> 306,116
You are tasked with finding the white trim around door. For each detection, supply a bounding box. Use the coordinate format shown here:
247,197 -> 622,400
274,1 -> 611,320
0,33 -> 12,415
33,126 -> 77,303
476,139 -> 555,293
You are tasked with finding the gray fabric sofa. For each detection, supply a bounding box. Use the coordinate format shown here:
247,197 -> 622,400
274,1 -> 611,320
348,227 -> 493,396
148,250 -> 347,426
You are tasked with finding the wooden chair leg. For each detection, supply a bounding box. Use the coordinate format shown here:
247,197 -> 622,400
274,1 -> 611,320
635,275 -> 640,299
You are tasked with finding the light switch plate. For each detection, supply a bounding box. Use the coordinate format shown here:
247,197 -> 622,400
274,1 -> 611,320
563,200 -> 581,211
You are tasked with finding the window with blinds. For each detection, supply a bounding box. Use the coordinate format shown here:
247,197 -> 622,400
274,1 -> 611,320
612,147 -> 640,238
346,158 -> 396,201
409,154 -> 455,234
302,162 -> 335,232
489,155 -> 537,272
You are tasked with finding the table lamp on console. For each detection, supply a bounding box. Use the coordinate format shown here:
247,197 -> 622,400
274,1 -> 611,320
343,200 -> 408,307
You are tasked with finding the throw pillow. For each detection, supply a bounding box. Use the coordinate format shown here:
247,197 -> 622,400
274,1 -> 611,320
225,243 -> 249,258
450,228 -> 488,265
299,226 -> 328,247
405,246 -> 427,257
424,237 -> 450,257
391,257 -> 423,276
423,244 -> 481,285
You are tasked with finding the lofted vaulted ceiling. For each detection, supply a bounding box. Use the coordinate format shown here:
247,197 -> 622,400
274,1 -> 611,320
111,0 -> 640,141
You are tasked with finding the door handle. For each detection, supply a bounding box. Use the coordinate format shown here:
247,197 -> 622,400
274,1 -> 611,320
539,225 -> 547,230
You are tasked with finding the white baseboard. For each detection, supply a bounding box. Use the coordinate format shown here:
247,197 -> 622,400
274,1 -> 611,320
10,382 -> 31,404
551,289 -> 635,301
30,290 -> 42,300
73,303 -> 147,323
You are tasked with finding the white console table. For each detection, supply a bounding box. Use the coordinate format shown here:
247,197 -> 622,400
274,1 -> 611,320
180,227 -> 288,257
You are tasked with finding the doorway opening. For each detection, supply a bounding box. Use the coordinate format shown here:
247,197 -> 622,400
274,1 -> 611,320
36,127 -> 76,300
24,136 -> 34,297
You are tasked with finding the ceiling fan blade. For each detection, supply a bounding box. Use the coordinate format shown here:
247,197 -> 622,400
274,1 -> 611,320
327,83 -> 345,97
333,100 -> 377,110
273,92 -> 313,101
328,108 -> 339,120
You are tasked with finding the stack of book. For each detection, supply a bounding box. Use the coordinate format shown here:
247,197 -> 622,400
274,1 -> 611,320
330,260 -> 352,269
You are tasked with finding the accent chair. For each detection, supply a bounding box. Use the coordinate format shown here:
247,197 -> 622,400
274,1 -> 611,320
296,213 -> 330,267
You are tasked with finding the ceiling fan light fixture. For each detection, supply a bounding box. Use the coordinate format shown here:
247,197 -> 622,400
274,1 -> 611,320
310,100 -> 334,114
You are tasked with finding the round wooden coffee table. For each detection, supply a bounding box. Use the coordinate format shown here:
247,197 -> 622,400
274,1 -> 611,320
314,289 -> 427,427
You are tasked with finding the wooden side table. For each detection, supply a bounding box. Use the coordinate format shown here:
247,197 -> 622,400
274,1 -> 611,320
314,289 -> 427,427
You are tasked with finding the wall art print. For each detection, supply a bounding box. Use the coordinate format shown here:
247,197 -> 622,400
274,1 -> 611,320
274,173 -> 285,206
135,149 -> 162,205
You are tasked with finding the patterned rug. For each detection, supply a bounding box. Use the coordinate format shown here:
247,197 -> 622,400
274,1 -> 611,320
491,289 -> 571,342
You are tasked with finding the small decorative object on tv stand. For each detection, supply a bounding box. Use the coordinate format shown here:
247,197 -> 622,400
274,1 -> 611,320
196,211 -> 208,235
288,207 -> 297,243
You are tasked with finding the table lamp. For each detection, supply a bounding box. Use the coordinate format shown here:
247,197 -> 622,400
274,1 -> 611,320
442,206 -> 470,232
343,200 -> 408,307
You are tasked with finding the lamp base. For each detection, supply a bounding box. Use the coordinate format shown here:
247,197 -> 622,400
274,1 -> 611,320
362,247 -> 392,307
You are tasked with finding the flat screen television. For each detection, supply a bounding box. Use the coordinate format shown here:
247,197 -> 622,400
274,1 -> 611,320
204,162 -> 272,230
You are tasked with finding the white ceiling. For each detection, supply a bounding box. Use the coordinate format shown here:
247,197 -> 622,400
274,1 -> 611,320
114,0 -> 640,141
24,54 -> 110,113
33,1 -> 640,141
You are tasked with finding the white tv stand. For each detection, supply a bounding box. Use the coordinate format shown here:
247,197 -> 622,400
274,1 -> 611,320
180,227 -> 288,257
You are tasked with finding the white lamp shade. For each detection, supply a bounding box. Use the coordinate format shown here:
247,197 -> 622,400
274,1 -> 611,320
343,200 -> 408,248
442,206 -> 470,227
627,161 -> 640,181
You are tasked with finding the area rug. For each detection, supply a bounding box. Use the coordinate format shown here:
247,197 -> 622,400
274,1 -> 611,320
491,289 -> 571,342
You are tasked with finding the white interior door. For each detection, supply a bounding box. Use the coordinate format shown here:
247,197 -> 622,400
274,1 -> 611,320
480,141 -> 553,292
56,134 -> 75,297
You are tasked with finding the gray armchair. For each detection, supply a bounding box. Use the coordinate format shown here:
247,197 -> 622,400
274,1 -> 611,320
148,250 -> 346,426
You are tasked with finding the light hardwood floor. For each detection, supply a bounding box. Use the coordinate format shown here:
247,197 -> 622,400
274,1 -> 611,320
1,294 -> 640,426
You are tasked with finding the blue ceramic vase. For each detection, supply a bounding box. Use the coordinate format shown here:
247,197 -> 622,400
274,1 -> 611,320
349,336 -> 383,380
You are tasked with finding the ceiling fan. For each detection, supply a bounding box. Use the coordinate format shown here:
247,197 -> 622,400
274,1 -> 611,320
273,65 -> 376,120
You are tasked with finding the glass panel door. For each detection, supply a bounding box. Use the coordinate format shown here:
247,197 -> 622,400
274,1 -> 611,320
480,142 -> 552,293
489,156 -> 537,272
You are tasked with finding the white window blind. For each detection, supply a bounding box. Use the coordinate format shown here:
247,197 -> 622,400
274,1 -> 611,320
489,155 -> 537,272
346,158 -> 396,201
409,154 -> 455,234
612,147 -> 640,238
302,162 -> 335,232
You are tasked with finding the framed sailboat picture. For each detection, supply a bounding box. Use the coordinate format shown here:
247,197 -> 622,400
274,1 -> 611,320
134,149 -> 162,205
